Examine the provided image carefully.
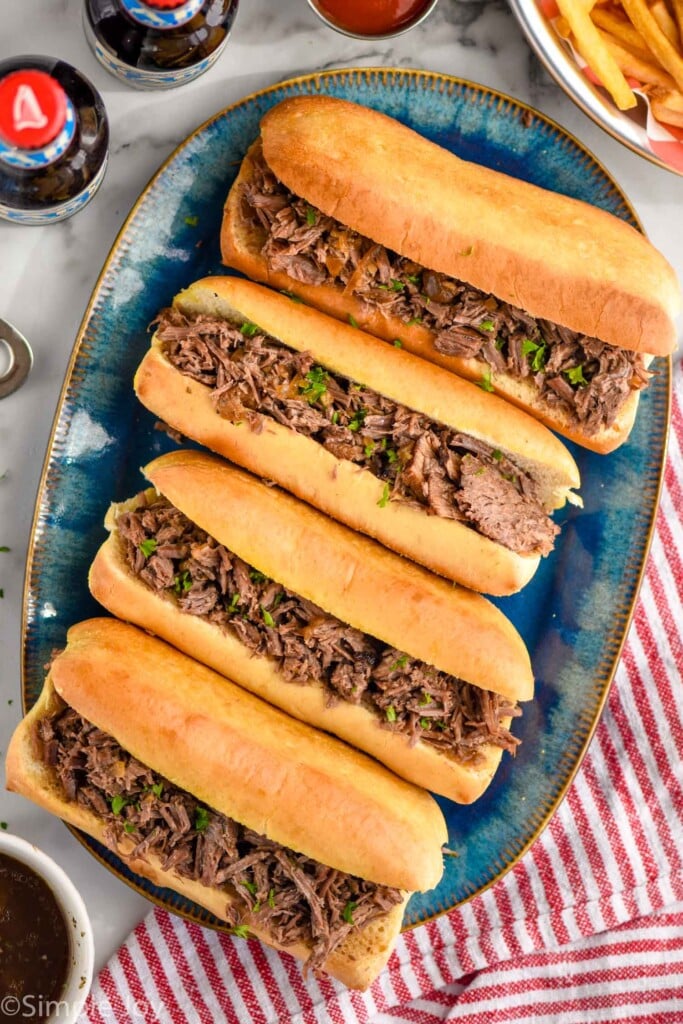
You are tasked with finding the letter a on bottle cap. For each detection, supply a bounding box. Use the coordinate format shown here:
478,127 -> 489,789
0,70 -> 67,150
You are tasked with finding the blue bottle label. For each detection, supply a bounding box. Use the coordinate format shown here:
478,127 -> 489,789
120,0 -> 205,29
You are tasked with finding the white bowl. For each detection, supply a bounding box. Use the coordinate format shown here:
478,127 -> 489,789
0,832 -> 94,1024
509,0 -> 682,176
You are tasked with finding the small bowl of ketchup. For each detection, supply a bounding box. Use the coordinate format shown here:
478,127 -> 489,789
306,0 -> 439,39
0,832 -> 94,1024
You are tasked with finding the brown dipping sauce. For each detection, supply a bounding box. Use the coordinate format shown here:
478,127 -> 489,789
0,853 -> 70,1022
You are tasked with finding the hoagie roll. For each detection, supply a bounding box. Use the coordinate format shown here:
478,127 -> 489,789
134,276 -> 580,596
6,618 -> 447,989
89,450 -> 534,803
221,96 -> 681,453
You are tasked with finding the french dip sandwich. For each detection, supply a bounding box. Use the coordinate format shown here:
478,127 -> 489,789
221,96 -> 681,454
6,618 -> 447,989
89,451 -> 534,804
135,277 -> 580,596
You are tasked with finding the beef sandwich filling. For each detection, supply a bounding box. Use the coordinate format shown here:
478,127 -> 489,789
239,148 -> 651,436
155,309 -> 559,557
38,706 -> 402,973
117,495 -> 521,763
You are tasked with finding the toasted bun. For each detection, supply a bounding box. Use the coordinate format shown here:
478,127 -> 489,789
259,97 -> 680,356
5,675 -> 408,989
221,118 -> 678,453
20,618 -> 446,891
89,468 -> 526,803
135,277 -> 579,595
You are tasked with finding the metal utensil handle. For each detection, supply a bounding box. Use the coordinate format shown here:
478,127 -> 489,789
0,320 -> 33,398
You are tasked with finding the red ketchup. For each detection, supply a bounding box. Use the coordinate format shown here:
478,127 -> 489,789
313,0 -> 432,36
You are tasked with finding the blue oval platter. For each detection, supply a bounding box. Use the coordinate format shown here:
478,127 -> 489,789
22,69 -> 670,930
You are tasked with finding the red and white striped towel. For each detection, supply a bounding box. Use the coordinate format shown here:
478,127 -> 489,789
80,364 -> 683,1024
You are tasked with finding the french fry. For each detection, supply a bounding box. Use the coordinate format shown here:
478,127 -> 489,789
556,14 -> 573,37
601,30 -> 678,86
556,0 -> 638,107
591,7 -> 655,59
649,0 -> 680,47
620,0 -> 683,89
648,87 -> 683,123
669,0 -> 683,44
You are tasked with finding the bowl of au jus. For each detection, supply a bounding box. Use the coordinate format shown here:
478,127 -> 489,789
306,0 -> 440,39
0,832 -> 94,1024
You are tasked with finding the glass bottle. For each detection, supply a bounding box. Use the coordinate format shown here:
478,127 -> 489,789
0,56 -> 109,225
84,0 -> 239,89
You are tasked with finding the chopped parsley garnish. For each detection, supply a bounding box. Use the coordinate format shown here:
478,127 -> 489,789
0,546 -> 10,552
151,783 -> 164,798
364,440 -> 376,458
419,691 -> 433,706
478,368 -> 494,393
268,888 -> 276,908
492,449 -> 503,461
261,607 -> 276,628
406,274 -> 421,284
0,589 -> 3,599
194,807 -> 210,832
377,482 -> 391,508
479,319 -> 495,332
390,655 -> 409,672
331,410 -> 340,425
299,365 -> 328,405
110,794 -> 127,816
280,290 -> 303,303
386,447 -> 398,464
342,901 -> 358,924
393,338 -> 403,348
243,881 -> 257,895
138,538 -> 158,559
390,279 -> 405,292
123,823 -> 136,834
348,408 -> 366,432
249,570 -> 268,583
232,925 -> 250,939
419,718 -> 431,729
184,214 -> 199,227
348,314 -> 359,329
240,321 -> 259,338
521,337 -> 547,373
565,365 -> 588,386
406,317 -> 422,326
305,206 -> 317,226
0,822 -> 7,831
173,571 -> 192,594
385,706 -> 397,723
227,593 -> 241,614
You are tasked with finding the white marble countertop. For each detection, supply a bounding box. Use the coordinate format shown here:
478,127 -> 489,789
1,0 -> 681,977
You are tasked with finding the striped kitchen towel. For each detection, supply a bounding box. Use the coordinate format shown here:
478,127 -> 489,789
79,366 -> 683,1024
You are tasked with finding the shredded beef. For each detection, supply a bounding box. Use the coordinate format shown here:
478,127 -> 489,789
155,307 -> 559,557
38,707 -> 403,975
117,496 -> 521,764
239,149 -> 650,436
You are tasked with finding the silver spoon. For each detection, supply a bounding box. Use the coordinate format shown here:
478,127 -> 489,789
0,318 -> 33,398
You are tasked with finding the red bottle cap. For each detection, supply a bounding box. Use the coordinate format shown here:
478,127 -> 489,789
144,0 -> 189,7
0,70 -> 67,150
